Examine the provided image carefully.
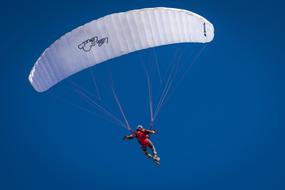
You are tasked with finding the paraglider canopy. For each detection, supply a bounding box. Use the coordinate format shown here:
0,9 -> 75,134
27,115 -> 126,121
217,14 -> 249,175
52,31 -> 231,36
28,7 -> 214,92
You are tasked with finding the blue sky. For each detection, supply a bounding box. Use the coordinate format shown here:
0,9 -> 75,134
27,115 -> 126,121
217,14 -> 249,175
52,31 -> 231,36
1,1 -> 285,190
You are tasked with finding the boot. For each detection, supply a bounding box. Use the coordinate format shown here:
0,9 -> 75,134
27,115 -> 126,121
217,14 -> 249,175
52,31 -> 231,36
153,154 -> 160,161
145,152 -> 153,158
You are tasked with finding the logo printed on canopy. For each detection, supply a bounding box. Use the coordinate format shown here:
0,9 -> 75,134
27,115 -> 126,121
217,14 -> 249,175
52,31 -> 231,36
78,36 -> 109,52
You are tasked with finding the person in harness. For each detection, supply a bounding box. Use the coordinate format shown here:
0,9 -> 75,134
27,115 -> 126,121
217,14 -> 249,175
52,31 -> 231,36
123,125 -> 160,163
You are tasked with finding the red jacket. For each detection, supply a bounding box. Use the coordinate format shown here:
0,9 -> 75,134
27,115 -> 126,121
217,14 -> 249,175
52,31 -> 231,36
125,129 -> 156,147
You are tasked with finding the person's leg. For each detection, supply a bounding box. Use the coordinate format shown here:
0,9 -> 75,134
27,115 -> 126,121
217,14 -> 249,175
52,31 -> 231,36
141,146 -> 152,158
148,140 -> 158,159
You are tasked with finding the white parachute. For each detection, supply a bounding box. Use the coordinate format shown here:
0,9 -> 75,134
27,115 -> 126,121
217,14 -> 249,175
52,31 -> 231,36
28,7 -> 214,92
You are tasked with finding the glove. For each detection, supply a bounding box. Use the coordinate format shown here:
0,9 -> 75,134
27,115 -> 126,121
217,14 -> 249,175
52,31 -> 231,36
123,136 -> 128,140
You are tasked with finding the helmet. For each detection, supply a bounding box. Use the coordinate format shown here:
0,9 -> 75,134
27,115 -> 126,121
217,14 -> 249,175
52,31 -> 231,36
136,125 -> 143,130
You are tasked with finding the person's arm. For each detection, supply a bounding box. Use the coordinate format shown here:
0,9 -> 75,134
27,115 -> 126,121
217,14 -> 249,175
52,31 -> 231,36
123,133 -> 136,140
145,129 -> 158,134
